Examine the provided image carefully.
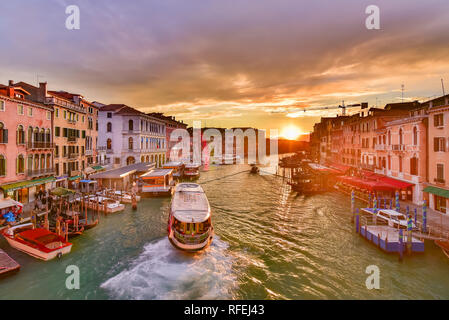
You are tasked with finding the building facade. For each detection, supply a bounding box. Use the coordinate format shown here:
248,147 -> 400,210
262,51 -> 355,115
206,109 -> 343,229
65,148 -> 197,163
0,81 -> 54,204
98,104 -> 167,168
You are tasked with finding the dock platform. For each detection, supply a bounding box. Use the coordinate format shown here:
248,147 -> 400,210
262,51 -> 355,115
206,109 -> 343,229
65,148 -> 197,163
0,249 -> 20,278
360,225 -> 424,253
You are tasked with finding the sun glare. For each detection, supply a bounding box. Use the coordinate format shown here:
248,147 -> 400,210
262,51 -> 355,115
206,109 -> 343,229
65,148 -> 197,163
281,126 -> 302,140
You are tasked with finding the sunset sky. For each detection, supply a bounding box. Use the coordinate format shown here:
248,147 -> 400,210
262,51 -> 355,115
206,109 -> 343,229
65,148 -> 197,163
1,0 -> 449,138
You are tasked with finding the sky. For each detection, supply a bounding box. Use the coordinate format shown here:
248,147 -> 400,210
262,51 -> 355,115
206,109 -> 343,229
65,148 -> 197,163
1,0 -> 449,139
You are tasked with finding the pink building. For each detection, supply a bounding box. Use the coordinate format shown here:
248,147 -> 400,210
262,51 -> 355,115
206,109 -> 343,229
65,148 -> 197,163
0,81 -> 54,205
379,106 -> 428,204
424,95 -> 449,214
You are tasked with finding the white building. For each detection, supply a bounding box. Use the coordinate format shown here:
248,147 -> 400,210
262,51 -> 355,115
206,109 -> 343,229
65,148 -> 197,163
98,104 -> 167,168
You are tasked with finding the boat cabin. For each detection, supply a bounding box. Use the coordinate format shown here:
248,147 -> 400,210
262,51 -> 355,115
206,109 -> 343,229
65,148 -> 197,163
162,162 -> 184,178
184,163 -> 201,178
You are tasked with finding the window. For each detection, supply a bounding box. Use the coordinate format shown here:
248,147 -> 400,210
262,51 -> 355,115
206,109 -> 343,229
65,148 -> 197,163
434,137 -> 446,152
0,100 -> 4,111
55,127 -> 60,137
0,123 -> 7,143
107,122 -> 112,132
437,164 -> 445,183
129,120 -> 134,131
17,104 -> 24,115
413,127 -> 418,146
64,110 -> 67,119
114,157 -> 120,165
55,108 -> 59,118
17,155 -> 24,174
388,131 -> 391,145
28,107 -> 33,117
435,195 -> 446,213
63,128 -> 68,138
434,114 -> 444,127
46,111 -> 51,120
16,125 -> 25,144
399,128 -> 403,145
107,112 -> 112,118
0,155 -> 5,176
410,157 -> 418,175
107,138 -> 112,150
399,156 -> 403,173
82,130 -> 86,139
128,137 -> 133,150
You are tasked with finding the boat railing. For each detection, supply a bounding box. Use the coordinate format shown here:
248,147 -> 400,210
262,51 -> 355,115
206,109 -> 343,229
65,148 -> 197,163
174,229 -> 210,244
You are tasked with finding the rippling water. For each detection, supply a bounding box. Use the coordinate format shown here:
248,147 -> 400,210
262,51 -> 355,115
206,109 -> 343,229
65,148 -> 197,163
1,164 -> 449,299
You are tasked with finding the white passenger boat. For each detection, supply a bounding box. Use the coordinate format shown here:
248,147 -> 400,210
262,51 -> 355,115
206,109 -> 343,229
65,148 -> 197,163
362,208 -> 415,229
167,183 -> 213,252
139,169 -> 175,197
2,223 -> 72,261
99,190 -> 141,204
183,163 -> 201,180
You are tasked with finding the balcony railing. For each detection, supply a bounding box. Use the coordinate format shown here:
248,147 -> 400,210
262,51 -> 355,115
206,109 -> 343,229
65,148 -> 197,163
391,144 -> 405,151
67,136 -> 77,143
27,142 -> 55,150
27,168 -> 56,177
85,150 -> 93,156
45,96 -> 86,114
68,152 -> 79,159
374,145 -> 385,151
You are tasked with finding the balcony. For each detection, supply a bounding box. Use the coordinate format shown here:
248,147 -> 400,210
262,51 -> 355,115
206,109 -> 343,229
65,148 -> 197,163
45,96 -> 86,114
68,152 -> 80,159
67,136 -> 77,143
85,150 -> 93,156
67,119 -> 77,124
27,168 -> 56,177
391,144 -> 405,151
27,142 -> 55,150
374,145 -> 385,151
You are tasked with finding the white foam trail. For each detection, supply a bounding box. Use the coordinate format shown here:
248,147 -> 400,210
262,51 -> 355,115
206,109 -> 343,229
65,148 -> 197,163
101,237 -> 236,300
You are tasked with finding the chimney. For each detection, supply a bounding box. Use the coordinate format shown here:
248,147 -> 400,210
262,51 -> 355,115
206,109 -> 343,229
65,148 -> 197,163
38,82 -> 47,103
8,80 -> 14,86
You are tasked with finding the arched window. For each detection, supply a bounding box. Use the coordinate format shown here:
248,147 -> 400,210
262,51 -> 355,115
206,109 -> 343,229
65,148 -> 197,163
399,128 -> 403,145
28,155 -> 33,171
126,156 -> 135,165
128,120 -> 133,131
107,122 -> 112,132
40,128 -> 45,143
107,138 -> 112,150
0,122 -> 7,143
46,154 -> 51,169
40,154 -> 45,169
388,131 -> 391,145
410,156 -> 418,175
399,156 -> 403,173
413,127 -> 418,146
0,154 -> 6,176
146,155 -> 149,162
128,137 -> 133,150
17,154 -> 24,174
17,125 -> 25,144
45,129 -> 51,142
141,156 -> 145,162
33,127 -> 39,143
27,126 -> 33,144
34,154 -> 39,170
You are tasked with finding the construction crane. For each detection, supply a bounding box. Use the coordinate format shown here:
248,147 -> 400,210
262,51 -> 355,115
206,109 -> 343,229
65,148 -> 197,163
297,101 -> 369,116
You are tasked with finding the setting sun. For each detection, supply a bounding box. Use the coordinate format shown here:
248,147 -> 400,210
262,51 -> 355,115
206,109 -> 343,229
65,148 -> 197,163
281,125 -> 303,140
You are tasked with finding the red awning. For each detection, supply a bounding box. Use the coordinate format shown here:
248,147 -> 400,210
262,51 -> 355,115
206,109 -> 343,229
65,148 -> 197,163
377,176 -> 414,189
338,176 -> 396,192
328,163 -> 351,173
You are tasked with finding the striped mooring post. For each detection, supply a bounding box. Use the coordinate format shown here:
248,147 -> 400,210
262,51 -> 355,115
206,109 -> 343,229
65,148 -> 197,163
373,197 -> 377,214
389,199 -> 393,209
398,228 -> 404,261
395,190 -> 400,212
407,215 -> 413,254
414,208 -> 417,226
351,190 -> 355,223
368,193 -> 371,208
355,208 -> 360,234
422,200 -> 427,233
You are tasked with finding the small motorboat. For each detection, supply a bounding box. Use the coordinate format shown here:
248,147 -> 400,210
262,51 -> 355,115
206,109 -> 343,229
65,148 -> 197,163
435,240 -> 449,258
250,164 -> 260,174
162,161 -> 185,180
2,223 -> 72,261
184,163 -> 201,180
139,169 -> 175,197
0,249 -> 20,278
167,183 -> 213,252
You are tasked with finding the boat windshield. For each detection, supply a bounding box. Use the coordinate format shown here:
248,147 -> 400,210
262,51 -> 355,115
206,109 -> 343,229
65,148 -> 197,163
173,217 -> 211,235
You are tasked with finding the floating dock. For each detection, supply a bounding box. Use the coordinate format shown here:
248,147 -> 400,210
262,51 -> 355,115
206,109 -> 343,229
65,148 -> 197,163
360,225 -> 424,253
0,249 -> 20,278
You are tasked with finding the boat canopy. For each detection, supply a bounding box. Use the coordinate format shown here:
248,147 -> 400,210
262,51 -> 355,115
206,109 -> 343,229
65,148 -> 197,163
163,162 -> 183,168
0,199 -> 23,210
185,163 -> 201,169
171,183 -> 210,223
141,168 -> 173,178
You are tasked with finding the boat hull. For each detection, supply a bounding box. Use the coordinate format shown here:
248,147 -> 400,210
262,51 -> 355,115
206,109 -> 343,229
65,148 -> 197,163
168,231 -> 213,252
3,236 -> 72,261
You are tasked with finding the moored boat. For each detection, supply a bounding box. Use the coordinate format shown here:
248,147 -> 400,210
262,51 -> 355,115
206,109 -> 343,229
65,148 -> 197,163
162,162 -> 184,180
2,223 -> 72,261
167,183 -> 213,252
76,195 -> 125,213
184,163 -> 201,180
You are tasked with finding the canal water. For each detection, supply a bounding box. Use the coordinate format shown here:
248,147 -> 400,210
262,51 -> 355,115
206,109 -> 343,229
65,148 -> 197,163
1,164 -> 449,299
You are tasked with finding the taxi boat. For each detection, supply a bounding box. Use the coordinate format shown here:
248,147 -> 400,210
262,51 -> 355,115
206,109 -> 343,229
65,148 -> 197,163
2,223 -> 72,261
184,163 -> 201,180
167,183 -> 213,252
139,168 -> 175,197
162,161 -> 184,180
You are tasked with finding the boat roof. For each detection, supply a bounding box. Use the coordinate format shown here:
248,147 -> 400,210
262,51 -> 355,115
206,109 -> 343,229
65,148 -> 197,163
163,161 -> 183,167
171,183 -> 210,223
185,163 -> 201,169
90,162 -> 155,179
0,199 -> 23,210
141,168 -> 173,178
379,209 -> 406,217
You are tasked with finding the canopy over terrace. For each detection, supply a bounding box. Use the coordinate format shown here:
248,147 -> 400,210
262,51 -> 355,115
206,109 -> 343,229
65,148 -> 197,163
90,162 -> 155,190
337,176 -> 396,192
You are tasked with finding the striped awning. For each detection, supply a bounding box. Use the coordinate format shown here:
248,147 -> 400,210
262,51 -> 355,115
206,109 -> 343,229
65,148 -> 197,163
0,176 -> 55,193
424,186 -> 449,199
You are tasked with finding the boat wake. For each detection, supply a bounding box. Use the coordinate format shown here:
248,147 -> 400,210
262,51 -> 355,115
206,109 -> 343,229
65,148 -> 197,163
100,237 -> 236,300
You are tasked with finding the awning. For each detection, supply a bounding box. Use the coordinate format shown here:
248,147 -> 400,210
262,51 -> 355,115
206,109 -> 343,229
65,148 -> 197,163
0,176 -> 55,193
328,163 -> 351,173
424,186 -> 449,199
68,175 -> 82,181
377,176 -> 414,189
92,165 -> 104,171
84,167 -> 95,175
0,199 -> 23,210
50,187 -> 76,197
